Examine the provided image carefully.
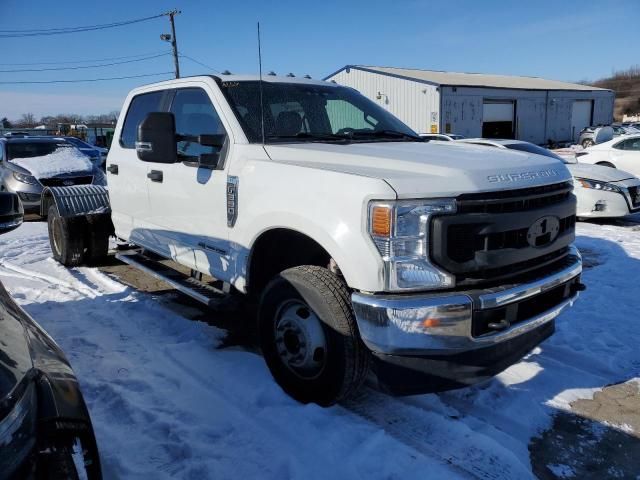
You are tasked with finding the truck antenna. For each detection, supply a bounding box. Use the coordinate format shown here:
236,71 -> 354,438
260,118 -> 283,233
257,22 -> 266,145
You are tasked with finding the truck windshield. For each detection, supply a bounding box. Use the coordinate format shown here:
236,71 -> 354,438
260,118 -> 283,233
219,80 -> 420,144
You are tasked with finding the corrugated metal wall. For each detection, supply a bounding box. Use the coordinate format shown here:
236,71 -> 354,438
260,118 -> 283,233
441,87 -> 614,144
328,68 -> 440,133
326,67 -> 615,144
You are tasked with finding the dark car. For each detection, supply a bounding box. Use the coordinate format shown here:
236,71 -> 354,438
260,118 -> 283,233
0,192 -> 101,479
62,137 -> 107,168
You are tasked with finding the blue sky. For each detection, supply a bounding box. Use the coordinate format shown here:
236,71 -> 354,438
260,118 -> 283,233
0,0 -> 637,119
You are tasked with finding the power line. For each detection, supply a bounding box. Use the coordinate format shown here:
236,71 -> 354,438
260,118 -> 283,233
179,54 -> 221,73
0,13 -> 165,38
0,50 -> 170,66
0,71 -> 174,84
0,53 -> 171,73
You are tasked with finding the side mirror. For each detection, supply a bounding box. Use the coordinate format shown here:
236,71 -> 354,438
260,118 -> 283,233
136,112 -> 178,163
0,192 -> 23,235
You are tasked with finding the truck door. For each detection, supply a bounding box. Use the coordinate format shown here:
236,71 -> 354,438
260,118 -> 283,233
145,85 -> 231,280
108,90 -> 167,243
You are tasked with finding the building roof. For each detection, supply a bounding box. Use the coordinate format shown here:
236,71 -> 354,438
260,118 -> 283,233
327,65 -> 610,92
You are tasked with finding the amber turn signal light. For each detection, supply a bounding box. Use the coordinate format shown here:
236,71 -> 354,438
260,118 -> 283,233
371,206 -> 391,236
422,318 -> 441,328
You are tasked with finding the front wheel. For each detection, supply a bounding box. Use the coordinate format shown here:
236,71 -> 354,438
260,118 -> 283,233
258,266 -> 369,406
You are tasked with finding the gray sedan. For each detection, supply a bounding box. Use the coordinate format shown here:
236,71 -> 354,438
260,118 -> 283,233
0,136 -> 106,213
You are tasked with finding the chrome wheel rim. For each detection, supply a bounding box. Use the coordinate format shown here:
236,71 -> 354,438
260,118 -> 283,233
274,300 -> 327,379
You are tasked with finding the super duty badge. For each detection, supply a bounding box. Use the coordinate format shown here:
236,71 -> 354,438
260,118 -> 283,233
487,169 -> 560,183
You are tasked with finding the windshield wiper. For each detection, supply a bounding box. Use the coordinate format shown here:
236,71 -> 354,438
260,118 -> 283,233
267,132 -> 351,143
345,130 -> 423,141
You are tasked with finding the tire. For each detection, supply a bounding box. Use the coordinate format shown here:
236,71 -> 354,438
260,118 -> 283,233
86,215 -> 111,264
47,205 -> 87,267
596,161 -> 616,169
259,265 -> 369,406
582,139 -> 595,148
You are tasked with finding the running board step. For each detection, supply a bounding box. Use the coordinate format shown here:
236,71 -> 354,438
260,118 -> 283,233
115,251 -> 226,307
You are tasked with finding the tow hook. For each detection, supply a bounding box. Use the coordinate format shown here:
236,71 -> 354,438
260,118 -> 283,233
571,282 -> 587,294
487,319 -> 510,331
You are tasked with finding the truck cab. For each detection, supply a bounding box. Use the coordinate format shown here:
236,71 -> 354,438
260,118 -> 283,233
43,75 -> 583,405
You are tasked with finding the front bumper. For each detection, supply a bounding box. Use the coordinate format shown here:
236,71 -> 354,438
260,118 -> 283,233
576,186 -> 640,218
352,246 -> 582,394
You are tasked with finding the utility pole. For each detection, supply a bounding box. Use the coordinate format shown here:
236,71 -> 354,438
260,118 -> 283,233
161,9 -> 181,79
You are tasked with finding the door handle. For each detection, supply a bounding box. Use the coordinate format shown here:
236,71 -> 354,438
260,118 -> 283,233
147,170 -> 163,182
106,164 -> 118,174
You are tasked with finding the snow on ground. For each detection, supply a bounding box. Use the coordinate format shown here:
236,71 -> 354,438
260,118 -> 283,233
1,220 -> 639,479
10,147 -> 93,178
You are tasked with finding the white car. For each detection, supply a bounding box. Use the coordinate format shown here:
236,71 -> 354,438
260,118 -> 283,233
457,139 -> 640,218
578,134 -> 640,175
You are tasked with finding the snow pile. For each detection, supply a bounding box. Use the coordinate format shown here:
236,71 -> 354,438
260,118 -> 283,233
0,219 -> 639,479
10,147 -> 93,178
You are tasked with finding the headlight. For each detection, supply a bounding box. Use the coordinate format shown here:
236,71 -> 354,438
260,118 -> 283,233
368,199 -> 456,291
12,171 -> 38,185
577,178 -> 621,193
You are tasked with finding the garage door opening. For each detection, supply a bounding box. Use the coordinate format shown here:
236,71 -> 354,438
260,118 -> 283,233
482,100 -> 515,139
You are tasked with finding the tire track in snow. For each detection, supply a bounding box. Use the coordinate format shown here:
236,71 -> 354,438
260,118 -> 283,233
157,345 -> 461,478
79,268 -> 128,294
345,390 -> 533,480
0,259 -> 99,298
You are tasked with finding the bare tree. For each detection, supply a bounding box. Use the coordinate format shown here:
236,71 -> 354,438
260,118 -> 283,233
17,113 -> 36,127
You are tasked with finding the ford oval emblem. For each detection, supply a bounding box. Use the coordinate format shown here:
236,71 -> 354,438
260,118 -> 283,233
527,216 -> 560,248
62,180 -> 74,186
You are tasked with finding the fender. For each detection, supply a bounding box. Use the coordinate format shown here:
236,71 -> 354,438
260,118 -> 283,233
41,185 -> 111,218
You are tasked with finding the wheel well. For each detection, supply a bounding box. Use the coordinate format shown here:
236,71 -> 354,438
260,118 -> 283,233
247,229 -> 333,295
596,161 -> 615,168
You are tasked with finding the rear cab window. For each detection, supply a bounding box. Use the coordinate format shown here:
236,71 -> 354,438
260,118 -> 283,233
120,91 -> 166,149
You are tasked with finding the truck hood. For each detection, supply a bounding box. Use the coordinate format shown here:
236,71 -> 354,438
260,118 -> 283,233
265,141 -> 572,197
568,163 -> 635,183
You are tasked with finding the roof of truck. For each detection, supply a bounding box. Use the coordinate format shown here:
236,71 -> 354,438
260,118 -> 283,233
132,74 -> 337,92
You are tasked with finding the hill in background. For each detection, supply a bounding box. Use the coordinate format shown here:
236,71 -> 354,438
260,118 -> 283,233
589,66 -> 640,121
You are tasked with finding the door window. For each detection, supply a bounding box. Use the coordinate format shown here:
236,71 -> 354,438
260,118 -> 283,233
170,88 -> 226,159
614,138 -> 640,151
625,138 -> 640,151
120,91 -> 166,149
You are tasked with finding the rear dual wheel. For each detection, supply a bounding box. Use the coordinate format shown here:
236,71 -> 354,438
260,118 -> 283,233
47,205 -> 110,266
48,205 -> 86,267
259,266 -> 369,406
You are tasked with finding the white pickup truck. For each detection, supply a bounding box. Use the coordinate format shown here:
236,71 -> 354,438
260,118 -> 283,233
42,75 -> 584,405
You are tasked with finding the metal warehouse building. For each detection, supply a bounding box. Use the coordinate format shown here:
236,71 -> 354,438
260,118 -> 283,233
325,65 -> 614,145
